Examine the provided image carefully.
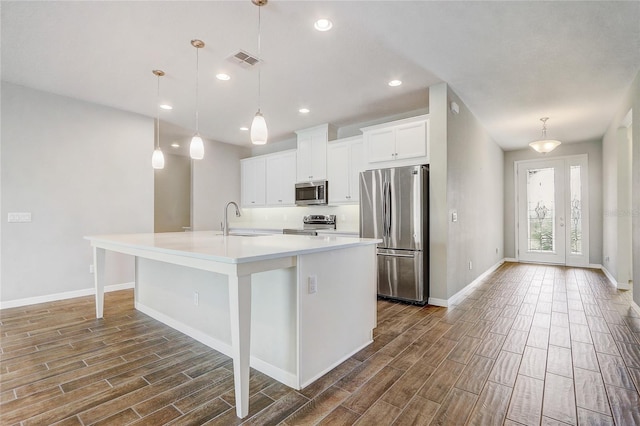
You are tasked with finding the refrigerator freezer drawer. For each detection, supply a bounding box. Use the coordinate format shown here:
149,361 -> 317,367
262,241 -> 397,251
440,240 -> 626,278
377,250 -> 424,303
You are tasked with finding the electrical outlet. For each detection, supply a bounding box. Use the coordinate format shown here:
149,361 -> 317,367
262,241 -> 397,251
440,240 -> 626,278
308,276 -> 318,294
469,261 -> 473,270
89,264 -> 95,274
451,210 -> 458,223
193,291 -> 199,306
496,248 -> 499,254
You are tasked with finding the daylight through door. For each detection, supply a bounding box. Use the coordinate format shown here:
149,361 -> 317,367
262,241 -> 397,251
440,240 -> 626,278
516,156 -> 589,266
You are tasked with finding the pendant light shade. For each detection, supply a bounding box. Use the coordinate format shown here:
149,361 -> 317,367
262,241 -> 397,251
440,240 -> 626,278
190,39 -> 205,160
152,147 -> 165,169
190,134 -> 205,159
251,111 -> 268,145
529,117 -> 561,154
250,0 -> 268,145
151,70 -> 165,170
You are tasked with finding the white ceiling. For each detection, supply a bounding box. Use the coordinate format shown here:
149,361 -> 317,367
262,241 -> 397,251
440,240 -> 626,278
2,1 -> 639,151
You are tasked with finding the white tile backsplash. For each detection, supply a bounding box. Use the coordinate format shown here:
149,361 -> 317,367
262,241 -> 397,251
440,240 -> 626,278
229,204 -> 360,232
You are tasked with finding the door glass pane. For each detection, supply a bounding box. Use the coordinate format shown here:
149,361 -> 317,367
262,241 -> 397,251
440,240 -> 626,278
527,168 -> 555,252
570,165 -> 582,254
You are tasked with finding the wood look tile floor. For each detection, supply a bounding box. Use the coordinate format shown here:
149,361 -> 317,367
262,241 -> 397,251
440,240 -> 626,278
2,263 -> 640,425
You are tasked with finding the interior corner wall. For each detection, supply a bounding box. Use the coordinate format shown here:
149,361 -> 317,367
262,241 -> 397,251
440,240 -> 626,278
446,88 -> 504,299
503,140 -> 603,265
603,69 -> 640,306
0,82 -> 154,303
428,83 -> 449,301
191,139 -> 250,232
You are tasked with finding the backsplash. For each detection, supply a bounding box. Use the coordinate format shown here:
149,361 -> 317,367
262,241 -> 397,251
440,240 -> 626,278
229,204 -> 360,232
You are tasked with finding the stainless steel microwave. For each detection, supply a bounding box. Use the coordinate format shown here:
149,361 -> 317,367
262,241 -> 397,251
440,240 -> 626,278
295,181 -> 328,206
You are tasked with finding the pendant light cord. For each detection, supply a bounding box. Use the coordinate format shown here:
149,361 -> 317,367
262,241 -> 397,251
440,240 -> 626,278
195,46 -> 200,132
156,75 -> 160,149
257,4 -> 262,112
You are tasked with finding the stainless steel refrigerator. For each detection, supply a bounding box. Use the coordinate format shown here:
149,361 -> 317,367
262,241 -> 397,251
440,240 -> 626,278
359,165 -> 429,304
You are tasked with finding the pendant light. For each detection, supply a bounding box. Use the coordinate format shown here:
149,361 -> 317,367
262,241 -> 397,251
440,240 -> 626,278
190,39 -> 205,159
151,70 -> 165,169
529,117 -> 561,154
250,0 -> 268,145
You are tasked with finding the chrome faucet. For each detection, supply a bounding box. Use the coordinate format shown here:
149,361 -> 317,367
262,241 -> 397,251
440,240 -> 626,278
223,201 -> 241,236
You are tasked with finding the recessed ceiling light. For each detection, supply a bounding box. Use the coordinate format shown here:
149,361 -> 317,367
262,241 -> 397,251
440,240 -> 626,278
171,143 -> 180,148
216,73 -> 231,81
240,126 -> 249,131
299,108 -> 310,114
314,18 -> 333,32
160,104 -> 173,110
388,80 -> 402,87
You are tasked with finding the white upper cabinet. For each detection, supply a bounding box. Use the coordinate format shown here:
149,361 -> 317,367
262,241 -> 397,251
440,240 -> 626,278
241,156 -> 266,207
266,150 -> 296,206
362,115 -> 429,168
295,124 -> 337,182
327,136 -> 364,204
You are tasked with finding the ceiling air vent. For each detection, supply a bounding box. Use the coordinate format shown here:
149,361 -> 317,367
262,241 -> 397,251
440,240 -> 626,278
227,50 -> 262,69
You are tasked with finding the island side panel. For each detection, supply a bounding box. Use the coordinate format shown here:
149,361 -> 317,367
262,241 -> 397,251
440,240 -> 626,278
297,244 -> 377,387
134,258 -> 298,385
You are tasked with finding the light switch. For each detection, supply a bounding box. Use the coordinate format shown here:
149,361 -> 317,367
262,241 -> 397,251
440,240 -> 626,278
8,212 -> 32,223
451,210 -> 458,223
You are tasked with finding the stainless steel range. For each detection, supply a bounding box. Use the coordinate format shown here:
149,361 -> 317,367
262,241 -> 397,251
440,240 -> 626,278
283,215 -> 336,236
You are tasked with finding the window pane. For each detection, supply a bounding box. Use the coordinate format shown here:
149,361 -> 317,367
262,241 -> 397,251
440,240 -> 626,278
570,165 -> 582,254
527,168 -> 555,252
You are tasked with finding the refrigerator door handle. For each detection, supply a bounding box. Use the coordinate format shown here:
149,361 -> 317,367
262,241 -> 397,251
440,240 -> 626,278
382,181 -> 389,237
378,252 -> 415,258
386,180 -> 392,237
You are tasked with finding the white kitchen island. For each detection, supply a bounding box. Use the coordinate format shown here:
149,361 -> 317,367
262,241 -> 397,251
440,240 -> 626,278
85,231 -> 379,418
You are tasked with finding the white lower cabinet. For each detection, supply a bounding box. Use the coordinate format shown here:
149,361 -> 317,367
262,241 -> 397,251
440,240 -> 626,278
241,156 -> 266,207
241,150 -> 296,208
266,151 -> 296,206
327,136 -> 363,204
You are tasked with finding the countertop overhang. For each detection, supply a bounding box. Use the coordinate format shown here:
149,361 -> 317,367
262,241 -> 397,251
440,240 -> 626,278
85,231 -> 380,264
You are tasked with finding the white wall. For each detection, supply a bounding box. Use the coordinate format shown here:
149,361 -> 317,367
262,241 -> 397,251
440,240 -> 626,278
602,69 -> 640,306
446,87 -> 504,298
191,138 -> 250,231
154,153 -> 191,233
503,140 -> 603,265
1,83 -> 153,303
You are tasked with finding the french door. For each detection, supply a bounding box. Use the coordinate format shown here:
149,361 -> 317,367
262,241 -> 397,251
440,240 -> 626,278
516,155 -> 589,266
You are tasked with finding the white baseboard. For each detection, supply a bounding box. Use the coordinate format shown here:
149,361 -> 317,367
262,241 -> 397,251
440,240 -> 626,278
0,282 -> 135,310
135,302 -> 298,389
428,259 -> 505,308
504,257 -> 518,262
600,266 -> 631,290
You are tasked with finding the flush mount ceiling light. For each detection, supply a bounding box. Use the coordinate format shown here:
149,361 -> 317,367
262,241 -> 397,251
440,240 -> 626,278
299,108 -> 310,114
240,126 -> 249,131
388,79 -> 402,87
189,39 -> 205,160
250,0 -> 268,145
171,143 -> 180,148
151,70 -> 165,170
314,18 -> 333,31
160,104 -> 173,110
216,73 -> 231,81
529,117 -> 562,154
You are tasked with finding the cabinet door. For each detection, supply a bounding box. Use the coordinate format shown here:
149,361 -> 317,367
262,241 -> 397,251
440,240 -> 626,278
297,129 -> 328,181
296,135 -> 313,182
395,120 -> 426,160
241,157 -> 266,207
266,152 -> 296,206
327,142 -> 350,203
349,140 -> 364,202
366,128 -> 395,163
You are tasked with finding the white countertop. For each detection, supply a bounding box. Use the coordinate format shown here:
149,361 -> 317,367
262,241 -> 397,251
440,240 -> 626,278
86,231 -> 379,264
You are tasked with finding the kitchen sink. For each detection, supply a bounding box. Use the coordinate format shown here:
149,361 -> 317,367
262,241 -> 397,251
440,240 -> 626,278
229,233 -> 269,237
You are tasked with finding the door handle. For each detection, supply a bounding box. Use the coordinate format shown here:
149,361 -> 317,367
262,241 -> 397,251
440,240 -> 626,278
378,253 -> 415,258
